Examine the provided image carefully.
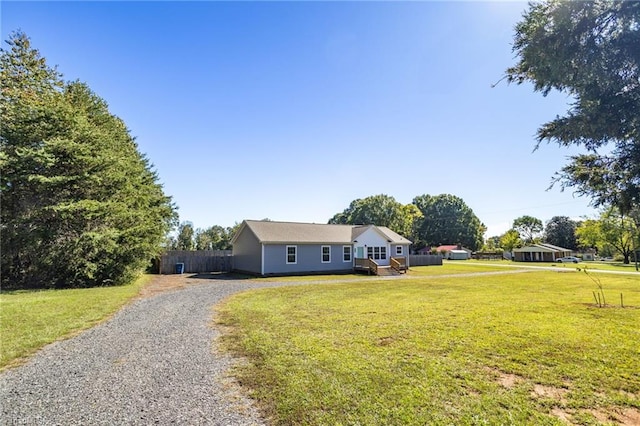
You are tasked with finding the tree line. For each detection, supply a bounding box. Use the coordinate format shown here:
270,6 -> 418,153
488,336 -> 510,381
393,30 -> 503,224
170,194 -> 486,253
175,198 -> 638,265
488,209 -> 639,264
1,32 -> 177,289
168,223 -> 239,251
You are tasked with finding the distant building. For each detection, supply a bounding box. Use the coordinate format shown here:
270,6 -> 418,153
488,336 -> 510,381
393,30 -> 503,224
513,243 -> 572,262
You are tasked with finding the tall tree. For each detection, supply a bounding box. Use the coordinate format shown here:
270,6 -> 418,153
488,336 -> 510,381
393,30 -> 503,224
500,229 -> 523,254
484,235 -> 502,251
174,222 -> 195,251
506,1 -> 640,215
328,194 -> 420,239
599,207 -> 637,264
412,194 -> 486,251
576,209 -> 638,263
544,216 -> 578,250
1,32 -> 176,288
576,219 -> 605,253
194,225 -> 233,250
512,215 -> 543,244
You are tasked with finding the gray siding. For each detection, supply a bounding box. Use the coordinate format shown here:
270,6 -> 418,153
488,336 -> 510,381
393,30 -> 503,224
232,227 -> 262,274
263,244 -> 353,275
390,244 -> 409,257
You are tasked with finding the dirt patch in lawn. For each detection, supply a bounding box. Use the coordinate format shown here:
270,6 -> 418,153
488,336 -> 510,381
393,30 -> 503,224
531,383 -> 569,405
137,274 -> 202,299
484,367 -> 524,389
579,407 -> 640,425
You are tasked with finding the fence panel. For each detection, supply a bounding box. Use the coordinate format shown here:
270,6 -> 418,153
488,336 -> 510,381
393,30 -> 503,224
159,250 -> 233,274
408,255 -> 443,266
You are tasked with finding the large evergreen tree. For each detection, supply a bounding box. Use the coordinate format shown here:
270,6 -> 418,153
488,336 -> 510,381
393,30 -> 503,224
506,0 -> 640,214
1,32 -> 177,288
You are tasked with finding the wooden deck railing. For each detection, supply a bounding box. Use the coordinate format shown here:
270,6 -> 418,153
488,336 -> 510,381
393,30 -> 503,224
354,257 -> 379,275
368,258 -> 379,275
390,256 -> 407,274
354,257 -> 369,270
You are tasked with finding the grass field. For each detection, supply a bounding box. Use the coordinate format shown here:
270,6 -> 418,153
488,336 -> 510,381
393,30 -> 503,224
467,258 -> 639,273
0,275 -> 149,370
217,266 -> 640,425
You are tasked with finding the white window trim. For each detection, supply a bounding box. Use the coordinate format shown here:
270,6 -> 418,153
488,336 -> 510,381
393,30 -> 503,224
286,245 -> 297,264
343,245 -> 352,262
321,245 -> 331,263
396,246 -> 403,255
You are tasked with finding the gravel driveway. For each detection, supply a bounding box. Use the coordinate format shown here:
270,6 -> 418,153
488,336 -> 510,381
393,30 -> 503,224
0,275 -> 297,425
1,269 -> 537,425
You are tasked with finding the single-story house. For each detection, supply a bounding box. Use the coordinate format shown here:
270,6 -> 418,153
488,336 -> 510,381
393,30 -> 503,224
513,243 -> 572,262
231,220 -> 412,276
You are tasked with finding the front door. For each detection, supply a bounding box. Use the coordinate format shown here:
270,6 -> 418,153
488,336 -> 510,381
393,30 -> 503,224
356,246 -> 364,259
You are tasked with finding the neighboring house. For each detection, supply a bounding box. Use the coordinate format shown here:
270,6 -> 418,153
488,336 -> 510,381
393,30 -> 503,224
231,220 -> 411,276
435,245 -> 472,260
513,243 -> 572,262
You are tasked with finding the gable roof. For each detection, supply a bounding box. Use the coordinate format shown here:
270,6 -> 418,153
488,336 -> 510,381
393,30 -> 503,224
376,226 -> 412,244
513,243 -> 572,253
435,245 -> 458,252
435,245 -> 471,252
232,220 -> 412,245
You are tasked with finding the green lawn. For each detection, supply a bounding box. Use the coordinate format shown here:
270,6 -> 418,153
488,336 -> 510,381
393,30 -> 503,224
217,267 -> 640,425
0,275 -> 149,370
250,262 -> 511,283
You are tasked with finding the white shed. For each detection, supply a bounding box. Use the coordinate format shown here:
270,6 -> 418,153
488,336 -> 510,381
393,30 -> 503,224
448,249 -> 470,260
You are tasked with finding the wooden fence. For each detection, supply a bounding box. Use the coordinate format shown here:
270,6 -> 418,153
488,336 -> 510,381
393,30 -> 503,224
158,250 -> 232,274
408,254 -> 443,266
472,252 -> 506,260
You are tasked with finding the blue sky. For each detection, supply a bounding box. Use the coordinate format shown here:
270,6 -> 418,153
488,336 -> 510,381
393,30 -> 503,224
2,1 -> 600,238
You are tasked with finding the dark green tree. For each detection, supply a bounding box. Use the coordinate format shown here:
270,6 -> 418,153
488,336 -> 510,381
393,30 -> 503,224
506,0 -> 640,214
1,32 -> 176,288
412,194 -> 486,251
544,216 -> 578,250
328,194 -> 421,239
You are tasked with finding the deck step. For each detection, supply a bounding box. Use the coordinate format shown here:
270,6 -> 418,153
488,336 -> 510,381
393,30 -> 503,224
376,266 -> 402,276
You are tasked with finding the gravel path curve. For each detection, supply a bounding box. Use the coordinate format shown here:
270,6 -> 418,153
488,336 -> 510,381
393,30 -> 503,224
0,276 -> 296,425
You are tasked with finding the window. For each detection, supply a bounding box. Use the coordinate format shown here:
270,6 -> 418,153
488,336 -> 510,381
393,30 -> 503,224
367,246 -> 387,260
321,246 -> 331,263
286,246 -> 297,264
396,246 -> 403,255
343,246 -> 352,262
